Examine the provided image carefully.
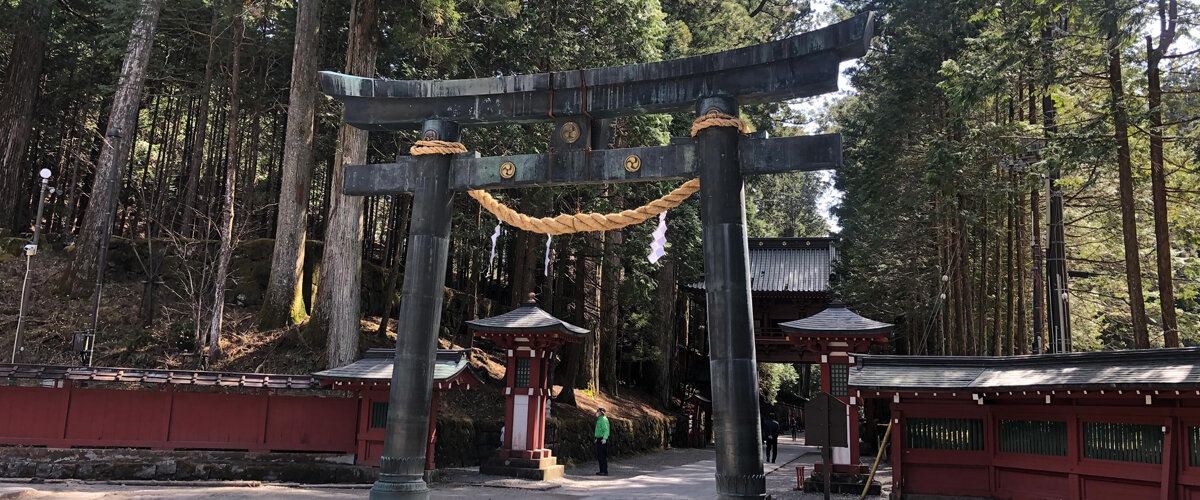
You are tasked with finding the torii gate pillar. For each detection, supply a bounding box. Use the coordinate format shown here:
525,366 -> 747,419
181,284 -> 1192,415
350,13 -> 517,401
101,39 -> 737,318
696,97 -> 767,498
371,120 -> 459,500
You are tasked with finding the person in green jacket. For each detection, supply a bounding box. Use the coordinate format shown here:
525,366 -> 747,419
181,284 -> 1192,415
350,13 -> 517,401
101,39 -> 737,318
594,407 -> 610,475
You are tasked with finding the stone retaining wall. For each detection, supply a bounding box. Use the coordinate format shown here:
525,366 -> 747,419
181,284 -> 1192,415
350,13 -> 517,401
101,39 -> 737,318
0,415 -> 675,482
0,448 -> 376,483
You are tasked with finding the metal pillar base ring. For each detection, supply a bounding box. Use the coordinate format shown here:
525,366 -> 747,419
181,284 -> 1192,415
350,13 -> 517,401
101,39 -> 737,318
715,473 -> 767,498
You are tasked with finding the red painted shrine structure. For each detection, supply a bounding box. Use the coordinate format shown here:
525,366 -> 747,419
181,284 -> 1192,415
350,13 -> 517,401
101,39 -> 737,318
853,348 -> 1200,500
682,237 -> 892,473
779,297 -> 890,473
469,295 -> 585,480
0,349 -> 480,477
685,237 -> 838,363
312,348 -> 482,473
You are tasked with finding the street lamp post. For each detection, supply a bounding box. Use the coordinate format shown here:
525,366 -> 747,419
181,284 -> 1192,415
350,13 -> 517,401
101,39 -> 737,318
13,168 -> 53,363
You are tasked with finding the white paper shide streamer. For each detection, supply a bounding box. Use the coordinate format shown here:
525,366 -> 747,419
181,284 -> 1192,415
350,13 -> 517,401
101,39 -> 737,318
544,235 -> 553,276
488,223 -> 501,273
647,211 -> 668,264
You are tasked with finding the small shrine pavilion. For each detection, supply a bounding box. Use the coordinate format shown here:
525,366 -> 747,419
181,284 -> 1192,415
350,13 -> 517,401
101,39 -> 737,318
469,294 -> 586,481
779,296 -> 890,473
312,348 -> 482,474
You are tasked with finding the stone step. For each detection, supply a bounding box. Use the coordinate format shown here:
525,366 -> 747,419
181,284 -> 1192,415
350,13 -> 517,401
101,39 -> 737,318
479,463 -> 565,481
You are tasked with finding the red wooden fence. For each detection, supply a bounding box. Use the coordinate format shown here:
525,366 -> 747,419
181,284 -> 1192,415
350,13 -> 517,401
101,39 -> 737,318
890,401 -> 1200,500
0,382 -> 358,455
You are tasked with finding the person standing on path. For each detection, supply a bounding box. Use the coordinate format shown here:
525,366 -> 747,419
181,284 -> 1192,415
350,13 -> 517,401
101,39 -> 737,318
595,407 -> 610,475
763,413 -> 780,463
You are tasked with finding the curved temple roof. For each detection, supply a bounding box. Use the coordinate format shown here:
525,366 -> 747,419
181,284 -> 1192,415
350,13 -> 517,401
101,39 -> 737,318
319,13 -> 874,129
313,348 -> 480,386
467,299 -> 588,338
779,300 -> 893,336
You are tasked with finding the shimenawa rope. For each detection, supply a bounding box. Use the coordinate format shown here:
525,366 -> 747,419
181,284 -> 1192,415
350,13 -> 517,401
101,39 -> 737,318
412,113 -> 746,234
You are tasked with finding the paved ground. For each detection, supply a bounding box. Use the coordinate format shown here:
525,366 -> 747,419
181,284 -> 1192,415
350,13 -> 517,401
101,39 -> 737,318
2,436 -> 892,499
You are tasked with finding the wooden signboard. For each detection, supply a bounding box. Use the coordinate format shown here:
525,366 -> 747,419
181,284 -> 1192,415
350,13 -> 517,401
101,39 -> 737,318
805,392 -> 848,499
805,392 -> 848,448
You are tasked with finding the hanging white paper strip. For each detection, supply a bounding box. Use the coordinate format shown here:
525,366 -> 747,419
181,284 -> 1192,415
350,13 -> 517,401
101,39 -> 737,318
544,235 -> 553,276
488,223 -> 501,274
648,211 -> 668,264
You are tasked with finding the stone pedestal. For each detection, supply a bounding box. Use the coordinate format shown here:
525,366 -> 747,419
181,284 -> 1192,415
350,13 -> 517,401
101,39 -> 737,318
479,455 -> 565,481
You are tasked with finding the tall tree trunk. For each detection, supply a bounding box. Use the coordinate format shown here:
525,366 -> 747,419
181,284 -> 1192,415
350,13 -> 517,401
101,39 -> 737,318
1104,0 -> 1150,349
63,0 -> 163,297
656,257 -> 677,406
1146,0 -> 1179,347
555,240 -> 586,407
600,195 -> 623,395
303,0 -> 378,368
375,194 -> 411,338
1016,185 -> 1027,355
207,7 -> 244,357
260,0 -> 322,329
1031,187 -> 1045,353
180,5 -> 218,237
0,0 -> 48,231
955,196 -> 969,356
584,231 -> 602,393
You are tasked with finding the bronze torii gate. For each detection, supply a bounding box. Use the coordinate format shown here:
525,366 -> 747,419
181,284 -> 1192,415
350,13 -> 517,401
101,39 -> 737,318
320,13 -> 873,500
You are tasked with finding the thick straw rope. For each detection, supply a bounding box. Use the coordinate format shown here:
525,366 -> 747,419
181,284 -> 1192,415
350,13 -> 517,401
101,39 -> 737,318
413,114 -> 746,235
410,140 -> 469,156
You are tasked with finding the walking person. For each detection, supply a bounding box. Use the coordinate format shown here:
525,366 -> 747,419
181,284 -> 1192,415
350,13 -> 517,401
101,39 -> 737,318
763,412 -> 780,463
595,407 -> 610,475
791,416 -> 798,440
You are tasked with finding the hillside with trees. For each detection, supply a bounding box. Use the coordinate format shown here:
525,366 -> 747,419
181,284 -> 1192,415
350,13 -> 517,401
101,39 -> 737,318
0,0 -> 825,407
0,0 -> 1195,412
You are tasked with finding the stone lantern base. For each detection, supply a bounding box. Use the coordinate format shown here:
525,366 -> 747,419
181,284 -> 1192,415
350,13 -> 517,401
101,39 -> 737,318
479,454 -> 565,481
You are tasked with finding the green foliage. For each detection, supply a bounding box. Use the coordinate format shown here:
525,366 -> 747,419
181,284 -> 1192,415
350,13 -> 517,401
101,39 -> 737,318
757,362 -> 799,405
834,0 -> 1200,354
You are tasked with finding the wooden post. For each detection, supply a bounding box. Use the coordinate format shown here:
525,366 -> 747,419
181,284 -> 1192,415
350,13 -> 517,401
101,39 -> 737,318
890,407 -> 903,499
424,391 -> 439,473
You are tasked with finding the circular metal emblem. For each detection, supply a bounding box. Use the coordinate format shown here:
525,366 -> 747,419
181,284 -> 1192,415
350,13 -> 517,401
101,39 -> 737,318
560,122 -> 581,144
624,155 -> 642,173
499,161 -> 516,179
422,129 -> 438,141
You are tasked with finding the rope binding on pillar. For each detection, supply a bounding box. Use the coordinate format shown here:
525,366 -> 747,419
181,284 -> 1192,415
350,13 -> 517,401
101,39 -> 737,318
691,110 -> 748,136
410,140 -> 469,156
409,113 -> 748,235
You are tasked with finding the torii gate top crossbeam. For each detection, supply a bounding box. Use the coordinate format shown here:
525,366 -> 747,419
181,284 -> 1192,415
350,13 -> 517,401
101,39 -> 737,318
319,13 -> 873,130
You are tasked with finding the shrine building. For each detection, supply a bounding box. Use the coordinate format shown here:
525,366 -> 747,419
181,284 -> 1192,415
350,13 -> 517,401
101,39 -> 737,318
779,297 -> 890,473
468,294 -> 585,481
0,348 -> 482,480
852,347 -> 1200,500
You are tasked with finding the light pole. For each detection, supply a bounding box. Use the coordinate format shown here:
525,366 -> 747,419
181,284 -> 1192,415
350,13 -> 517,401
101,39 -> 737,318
13,168 -> 53,363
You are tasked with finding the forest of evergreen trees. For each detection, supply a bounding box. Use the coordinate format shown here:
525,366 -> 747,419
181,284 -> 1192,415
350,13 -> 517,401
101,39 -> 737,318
0,0 -> 828,402
0,0 -> 1196,404
835,0 -> 1200,356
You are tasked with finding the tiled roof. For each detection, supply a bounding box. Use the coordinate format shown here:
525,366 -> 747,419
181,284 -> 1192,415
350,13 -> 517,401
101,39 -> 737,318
779,301 -> 892,335
687,238 -> 835,292
313,348 -> 479,385
0,364 -> 319,389
467,300 -> 588,337
850,347 -> 1200,391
